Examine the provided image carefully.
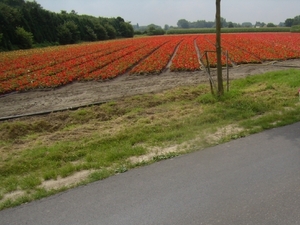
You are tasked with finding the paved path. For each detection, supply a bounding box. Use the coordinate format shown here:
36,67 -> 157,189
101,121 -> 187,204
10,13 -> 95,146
1,122 -> 300,225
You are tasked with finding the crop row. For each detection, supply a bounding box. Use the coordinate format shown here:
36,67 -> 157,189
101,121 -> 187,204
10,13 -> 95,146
0,41 -> 129,80
198,33 -> 300,67
1,33 -> 300,94
82,37 -> 170,80
130,36 -> 183,74
170,36 -> 200,71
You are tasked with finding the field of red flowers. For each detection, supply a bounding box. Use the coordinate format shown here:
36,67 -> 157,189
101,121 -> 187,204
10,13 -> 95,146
1,33 -> 300,95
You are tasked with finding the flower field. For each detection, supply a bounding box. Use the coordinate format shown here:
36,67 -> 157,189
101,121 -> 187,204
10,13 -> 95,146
1,33 -> 300,94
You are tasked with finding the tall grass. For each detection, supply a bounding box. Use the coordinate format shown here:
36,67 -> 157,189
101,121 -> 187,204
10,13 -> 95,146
291,25 -> 300,33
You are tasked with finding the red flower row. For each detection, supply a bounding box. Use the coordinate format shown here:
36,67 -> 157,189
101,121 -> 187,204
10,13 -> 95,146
0,40 -> 137,92
0,43 -> 113,81
1,33 -> 300,94
170,36 -> 200,71
130,36 -> 183,75
82,37 -> 170,80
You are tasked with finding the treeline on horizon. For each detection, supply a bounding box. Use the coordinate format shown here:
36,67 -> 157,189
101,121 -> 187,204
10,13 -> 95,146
133,15 -> 300,35
1,0 -> 300,52
173,15 -> 300,29
0,0 -> 134,51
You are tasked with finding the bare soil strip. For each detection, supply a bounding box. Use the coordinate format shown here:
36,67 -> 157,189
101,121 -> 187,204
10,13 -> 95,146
0,59 -> 299,118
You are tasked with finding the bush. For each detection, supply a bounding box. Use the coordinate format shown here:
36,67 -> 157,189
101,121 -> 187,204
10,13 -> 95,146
57,21 -> 80,45
119,22 -> 134,38
147,26 -> 165,36
85,26 -> 97,41
104,24 -> 116,39
266,23 -> 276,27
134,30 -> 143,35
15,27 -> 34,49
291,25 -> 300,33
57,24 -> 72,45
94,23 -> 108,40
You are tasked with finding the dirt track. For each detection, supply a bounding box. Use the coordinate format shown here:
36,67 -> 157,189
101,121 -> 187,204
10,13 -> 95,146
1,59 -> 300,119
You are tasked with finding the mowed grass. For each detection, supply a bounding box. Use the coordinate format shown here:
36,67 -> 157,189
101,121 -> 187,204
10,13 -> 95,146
1,69 -> 300,209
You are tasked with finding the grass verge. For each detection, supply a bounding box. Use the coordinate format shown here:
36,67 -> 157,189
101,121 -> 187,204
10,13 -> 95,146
1,69 -> 300,210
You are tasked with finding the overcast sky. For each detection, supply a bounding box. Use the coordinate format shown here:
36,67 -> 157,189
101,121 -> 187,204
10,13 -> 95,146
34,0 -> 299,27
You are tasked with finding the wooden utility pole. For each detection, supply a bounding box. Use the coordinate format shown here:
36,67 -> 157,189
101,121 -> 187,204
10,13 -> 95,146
216,0 -> 224,96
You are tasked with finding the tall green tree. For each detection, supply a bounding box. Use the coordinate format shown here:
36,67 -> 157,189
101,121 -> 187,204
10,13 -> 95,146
107,16 -> 133,37
177,19 -> 189,28
242,22 -> 253,27
15,26 -> 33,49
293,15 -> 300,25
104,24 -> 117,39
0,2 -> 22,49
22,1 -> 45,43
119,22 -> 134,37
84,25 -> 97,41
0,1 -> 134,50
220,17 -> 227,28
285,18 -> 294,27
147,25 -> 165,35
64,21 -> 80,44
267,23 -> 276,27
94,22 -> 108,40
57,23 -> 72,45
0,33 -> 3,45
228,21 -> 234,28
57,19 -> 81,45
0,0 -> 25,8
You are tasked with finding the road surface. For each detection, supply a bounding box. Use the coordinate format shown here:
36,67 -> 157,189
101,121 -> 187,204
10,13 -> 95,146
1,122 -> 300,225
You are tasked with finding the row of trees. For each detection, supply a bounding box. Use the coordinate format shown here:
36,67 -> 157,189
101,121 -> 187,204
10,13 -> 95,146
177,19 -> 216,29
176,19 -> 277,29
0,0 -> 134,51
133,24 -> 166,35
133,15 -> 300,34
285,15 -> 300,27
176,15 -> 300,29
176,18 -> 255,29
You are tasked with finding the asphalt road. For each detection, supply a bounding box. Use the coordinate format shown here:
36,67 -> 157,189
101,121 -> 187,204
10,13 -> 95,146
1,122 -> 300,225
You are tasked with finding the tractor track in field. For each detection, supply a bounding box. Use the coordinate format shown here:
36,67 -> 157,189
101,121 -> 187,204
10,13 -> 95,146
0,59 -> 300,119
